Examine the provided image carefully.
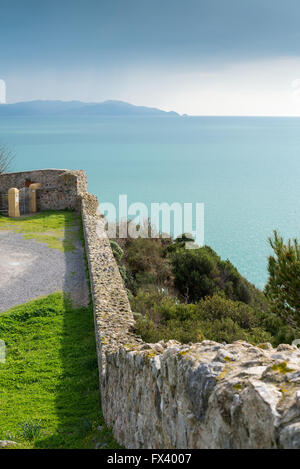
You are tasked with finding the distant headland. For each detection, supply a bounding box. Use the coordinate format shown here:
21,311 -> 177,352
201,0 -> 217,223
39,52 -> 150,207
0,99 -> 181,117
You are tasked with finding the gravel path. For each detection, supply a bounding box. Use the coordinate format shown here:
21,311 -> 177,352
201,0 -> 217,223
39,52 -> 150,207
0,230 -> 89,312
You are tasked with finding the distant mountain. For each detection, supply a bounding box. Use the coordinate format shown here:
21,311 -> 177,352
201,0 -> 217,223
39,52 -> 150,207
0,100 -> 180,117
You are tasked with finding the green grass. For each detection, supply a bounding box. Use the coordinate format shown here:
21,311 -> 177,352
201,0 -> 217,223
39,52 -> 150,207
0,211 -> 119,448
0,211 -> 81,252
0,292 -> 120,449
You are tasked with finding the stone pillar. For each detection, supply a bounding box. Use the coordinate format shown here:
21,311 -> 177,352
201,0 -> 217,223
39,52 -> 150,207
29,183 -> 41,213
8,188 -> 20,217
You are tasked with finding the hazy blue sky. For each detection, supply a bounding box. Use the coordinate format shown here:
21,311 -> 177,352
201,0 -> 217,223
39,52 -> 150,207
1,0 -> 300,115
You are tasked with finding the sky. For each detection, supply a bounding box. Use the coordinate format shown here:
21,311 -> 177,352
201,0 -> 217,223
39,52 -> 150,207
0,0 -> 300,115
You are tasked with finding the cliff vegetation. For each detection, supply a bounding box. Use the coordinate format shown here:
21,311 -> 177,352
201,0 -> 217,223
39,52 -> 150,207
110,228 -> 300,346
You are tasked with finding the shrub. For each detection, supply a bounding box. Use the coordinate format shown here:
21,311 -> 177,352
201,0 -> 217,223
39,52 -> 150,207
263,312 -> 300,346
135,315 -> 204,344
109,240 -> 124,263
134,290 -> 272,345
119,237 -> 173,293
170,246 -> 217,300
170,246 -> 263,306
265,231 -> 300,326
110,226 -> 300,346
131,286 -> 174,324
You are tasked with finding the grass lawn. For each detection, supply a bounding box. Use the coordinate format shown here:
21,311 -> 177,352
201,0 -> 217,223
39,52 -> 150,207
0,292 -> 119,449
0,211 -> 82,252
0,211 -> 119,449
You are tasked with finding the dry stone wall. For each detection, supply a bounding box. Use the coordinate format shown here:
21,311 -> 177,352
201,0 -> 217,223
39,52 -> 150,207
0,169 -> 86,211
81,194 -> 300,449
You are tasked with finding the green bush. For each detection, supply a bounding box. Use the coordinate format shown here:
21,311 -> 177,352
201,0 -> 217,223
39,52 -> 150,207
263,312 -> 300,346
113,236 -> 173,294
134,290 -> 272,345
110,226 -> 299,347
109,240 -> 124,263
170,246 -> 263,306
265,231 -> 300,326
135,315 -> 204,344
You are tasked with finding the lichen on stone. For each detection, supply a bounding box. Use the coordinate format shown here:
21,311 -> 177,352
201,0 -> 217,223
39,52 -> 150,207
271,362 -> 295,375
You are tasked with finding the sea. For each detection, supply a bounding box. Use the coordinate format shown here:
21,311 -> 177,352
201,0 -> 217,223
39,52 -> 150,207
0,115 -> 299,290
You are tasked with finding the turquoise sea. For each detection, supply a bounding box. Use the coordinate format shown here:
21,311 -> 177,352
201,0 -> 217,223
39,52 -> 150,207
0,115 -> 299,289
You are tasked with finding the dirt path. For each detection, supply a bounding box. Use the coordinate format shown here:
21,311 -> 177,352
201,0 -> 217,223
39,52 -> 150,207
0,226 -> 89,313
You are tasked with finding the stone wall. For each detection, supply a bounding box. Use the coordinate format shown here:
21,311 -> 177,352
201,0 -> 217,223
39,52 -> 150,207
81,193 -> 300,449
0,169 -> 87,212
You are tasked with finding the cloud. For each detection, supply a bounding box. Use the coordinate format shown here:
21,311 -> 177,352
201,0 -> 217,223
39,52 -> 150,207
3,57 -> 300,115
293,88 -> 300,98
291,78 -> 300,100
291,78 -> 300,89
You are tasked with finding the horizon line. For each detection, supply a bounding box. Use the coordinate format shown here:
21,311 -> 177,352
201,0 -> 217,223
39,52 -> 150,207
1,99 -> 300,118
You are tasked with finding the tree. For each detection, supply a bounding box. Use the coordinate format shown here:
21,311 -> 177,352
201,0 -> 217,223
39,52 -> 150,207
171,246 -> 219,302
170,245 -> 261,306
0,144 -> 14,174
265,231 -> 300,326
